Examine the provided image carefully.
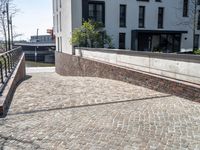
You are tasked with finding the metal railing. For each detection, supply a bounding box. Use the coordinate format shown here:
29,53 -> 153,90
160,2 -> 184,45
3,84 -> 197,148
0,47 -> 23,93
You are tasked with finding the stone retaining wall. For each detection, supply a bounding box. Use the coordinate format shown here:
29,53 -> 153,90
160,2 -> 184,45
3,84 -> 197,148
55,51 -> 200,102
0,53 -> 26,116
75,48 -> 200,85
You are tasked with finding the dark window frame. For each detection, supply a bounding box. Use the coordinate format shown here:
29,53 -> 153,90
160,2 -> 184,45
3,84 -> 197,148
198,10 -> 200,30
88,1 -> 105,26
158,7 -> 164,29
120,4 -> 126,27
119,33 -> 126,49
183,0 -> 188,17
194,34 -> 199,49
198,0 -> 200,5
139,6 -> 145,28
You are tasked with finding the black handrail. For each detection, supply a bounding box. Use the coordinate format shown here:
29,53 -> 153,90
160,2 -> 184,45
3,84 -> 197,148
0,47 -> 23,93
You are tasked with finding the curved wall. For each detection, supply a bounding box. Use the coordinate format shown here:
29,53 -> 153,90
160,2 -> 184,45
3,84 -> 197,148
55,51 -> 200,102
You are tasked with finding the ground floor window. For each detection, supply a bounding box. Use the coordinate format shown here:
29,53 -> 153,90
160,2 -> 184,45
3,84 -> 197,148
138,33 -> 152,51
119,33 -> 126,49
194,34 -> 199,49
137,33 -> 181,52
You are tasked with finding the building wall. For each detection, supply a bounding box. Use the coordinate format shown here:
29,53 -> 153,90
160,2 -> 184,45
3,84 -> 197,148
30,35 -> 53,43
53,0 -> 73,54
92,0 -> 196,52
53,0 -> 200,53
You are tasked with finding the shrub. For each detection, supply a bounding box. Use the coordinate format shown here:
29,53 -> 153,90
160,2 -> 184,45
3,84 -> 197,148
70,20 -> 113,48
153,47 -> 162,52
193,49 -> 200,55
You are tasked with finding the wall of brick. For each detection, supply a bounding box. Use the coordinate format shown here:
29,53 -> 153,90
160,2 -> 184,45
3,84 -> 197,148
56,51 -> 200,102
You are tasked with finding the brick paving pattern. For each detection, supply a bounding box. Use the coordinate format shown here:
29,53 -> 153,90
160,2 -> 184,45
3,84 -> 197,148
0,73 -> 200,150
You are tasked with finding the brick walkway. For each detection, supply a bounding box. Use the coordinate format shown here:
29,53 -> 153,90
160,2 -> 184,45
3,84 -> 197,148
0,72 -> 200,150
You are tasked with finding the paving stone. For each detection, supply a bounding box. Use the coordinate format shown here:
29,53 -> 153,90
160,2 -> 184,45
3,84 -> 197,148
0,72 -> 199,149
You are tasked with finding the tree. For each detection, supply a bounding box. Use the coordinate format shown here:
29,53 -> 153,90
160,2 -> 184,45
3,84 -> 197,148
0,0 -> 8,51
71,20 -> 113,48
0,0 -> 18,51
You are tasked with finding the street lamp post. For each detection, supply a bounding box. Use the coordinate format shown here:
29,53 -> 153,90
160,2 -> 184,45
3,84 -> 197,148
2,10 -> 8,51
6,3 -> 11,51
37,28 -> 39,42
10,15 -> 14,49
35,46 -> 38,63
35,29 -> 39,63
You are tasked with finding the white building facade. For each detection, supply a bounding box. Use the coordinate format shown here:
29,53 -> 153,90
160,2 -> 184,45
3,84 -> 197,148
53,0 -> 200,54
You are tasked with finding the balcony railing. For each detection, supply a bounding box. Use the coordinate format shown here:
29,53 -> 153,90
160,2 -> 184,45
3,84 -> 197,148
0,47 -> 23,93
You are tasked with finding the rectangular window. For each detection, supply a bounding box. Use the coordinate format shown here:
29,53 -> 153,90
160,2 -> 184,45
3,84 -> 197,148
158,7 -> 164,28
120,5 -> 126,27
60,37 -> 62,52
119,33 -> 126,49
53,0 -> 55,13
53,16 -> 55,32
56,0 -> 58,11
198,10 -> 200,30
198,0 -> 200,5
194,34 -> 199,49
56,14 -> 59,33
139,6 -> 145,28
88,2 -> 105,25
59,11 -> 62,32
57,37 -> 59,52
183,0 -> 188,17
173,34 -> 181,52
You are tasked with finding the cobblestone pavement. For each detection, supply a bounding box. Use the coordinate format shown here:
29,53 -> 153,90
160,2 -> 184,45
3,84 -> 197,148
0,73 -> 200,150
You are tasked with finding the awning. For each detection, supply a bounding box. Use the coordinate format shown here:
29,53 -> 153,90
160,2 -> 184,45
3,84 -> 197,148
132,29 -> 188,34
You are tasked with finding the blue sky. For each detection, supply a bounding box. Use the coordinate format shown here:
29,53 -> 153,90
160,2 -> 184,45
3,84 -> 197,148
13,0 -> 53,41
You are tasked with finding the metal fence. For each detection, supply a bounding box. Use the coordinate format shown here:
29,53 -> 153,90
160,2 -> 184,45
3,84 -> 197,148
0,47 -> 23,93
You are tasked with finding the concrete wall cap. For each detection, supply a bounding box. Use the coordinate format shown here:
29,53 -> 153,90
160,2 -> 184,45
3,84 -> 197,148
76,47 -> 200,63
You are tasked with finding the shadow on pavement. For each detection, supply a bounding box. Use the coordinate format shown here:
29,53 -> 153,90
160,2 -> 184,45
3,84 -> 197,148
8,94 -> 172,117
